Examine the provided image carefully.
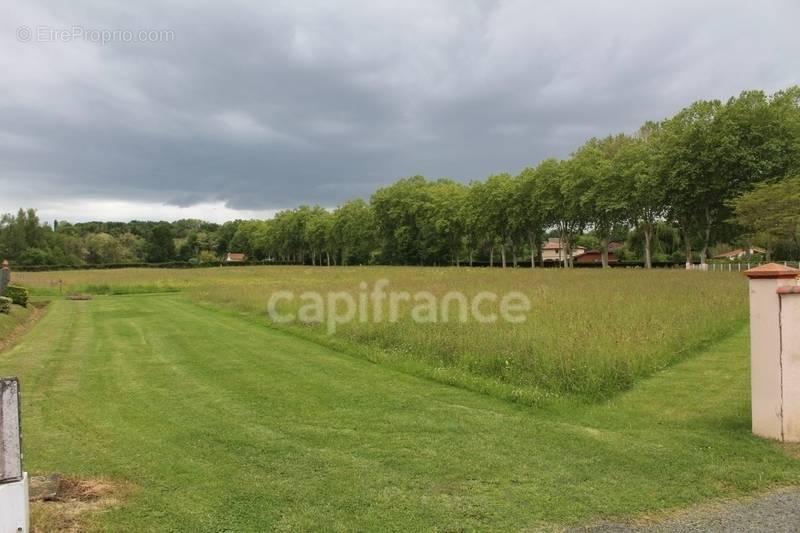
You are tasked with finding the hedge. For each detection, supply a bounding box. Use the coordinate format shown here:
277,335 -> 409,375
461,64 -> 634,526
12,259 -> 684,272
3,285 -> 29,307
13,260 -> 295,272
0,296 -> 10,314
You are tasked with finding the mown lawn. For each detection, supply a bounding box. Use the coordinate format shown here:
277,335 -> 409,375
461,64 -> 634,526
1,294 -> 798,531
0,301 -> 30,346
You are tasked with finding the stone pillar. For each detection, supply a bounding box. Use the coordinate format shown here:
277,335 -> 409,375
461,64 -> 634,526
745,263 -> 800,441
0,260 -> 9,295
0,377 -> 28,532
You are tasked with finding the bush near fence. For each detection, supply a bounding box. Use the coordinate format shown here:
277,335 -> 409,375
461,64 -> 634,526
0,296 -> 10,314
2,285 -> 29,307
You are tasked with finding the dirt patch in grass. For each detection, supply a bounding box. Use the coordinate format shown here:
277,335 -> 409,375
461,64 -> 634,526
0,302 -> 48,355
65,294 -> 93,301
30,475 -> 132,532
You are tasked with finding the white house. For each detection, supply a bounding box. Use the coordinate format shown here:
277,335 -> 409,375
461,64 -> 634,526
713,246 -> 766,261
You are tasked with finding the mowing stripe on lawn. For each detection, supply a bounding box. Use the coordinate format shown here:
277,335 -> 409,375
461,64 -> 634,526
1,294 -> 797,531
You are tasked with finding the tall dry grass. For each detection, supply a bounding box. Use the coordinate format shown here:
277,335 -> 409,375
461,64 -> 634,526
18,266 -> 748,400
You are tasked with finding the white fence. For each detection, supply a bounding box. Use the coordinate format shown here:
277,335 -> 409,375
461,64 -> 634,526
687,261 -> 800,272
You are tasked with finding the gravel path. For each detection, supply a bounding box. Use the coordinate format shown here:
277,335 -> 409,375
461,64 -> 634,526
570,487 -> 800,532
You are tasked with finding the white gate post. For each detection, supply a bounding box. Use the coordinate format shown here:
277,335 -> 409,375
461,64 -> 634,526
745,263 -> 800,441
0,377 -> 28,532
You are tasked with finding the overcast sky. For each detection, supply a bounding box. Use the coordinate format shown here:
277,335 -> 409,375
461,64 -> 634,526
1,1 -> 799,223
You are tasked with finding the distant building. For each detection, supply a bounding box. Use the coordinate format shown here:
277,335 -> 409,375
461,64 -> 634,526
541,238 -> 586,262
575,250 -> 619,264
713,247 -> 766,260
225,252 -> 247,263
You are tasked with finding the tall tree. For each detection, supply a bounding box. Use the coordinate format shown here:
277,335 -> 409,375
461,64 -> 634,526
576,136 -> 630,267
657,99 -> 726,267
146,222 -> 176,263
371,176 -> 432,265
464,180 -> 493,266
331,199 -> 376,265
514,168 -> 548,267
484,174 -> 522,267
658,89 -> 800,266
616,124 -> 665,268
729,175 -> 800,258
304,207 -> 333,266
539,158 -> 589,267
425,180 -> 468,266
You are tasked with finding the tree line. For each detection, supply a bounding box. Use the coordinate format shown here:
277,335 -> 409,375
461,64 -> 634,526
2,87 -> 799,268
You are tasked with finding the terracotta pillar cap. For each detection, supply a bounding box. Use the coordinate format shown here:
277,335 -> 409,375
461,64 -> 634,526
1,260 -> 8,268
744,262 -> 800,279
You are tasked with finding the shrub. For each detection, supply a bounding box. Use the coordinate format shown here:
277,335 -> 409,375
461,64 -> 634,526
3,285 -> 29,307
198,250 -> 219,263
0,296 -> 10,314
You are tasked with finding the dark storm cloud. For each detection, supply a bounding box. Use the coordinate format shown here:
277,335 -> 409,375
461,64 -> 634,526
1,0 -> 799,219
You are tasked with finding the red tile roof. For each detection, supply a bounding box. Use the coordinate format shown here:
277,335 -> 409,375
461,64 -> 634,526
715,247 -> 766,259
744,263 -> 799,279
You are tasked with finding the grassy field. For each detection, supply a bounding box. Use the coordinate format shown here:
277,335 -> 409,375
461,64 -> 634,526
0,301 -> 29,332
0,301 -> 31,347
1,293 -> 799,531
17,266 -> 749,400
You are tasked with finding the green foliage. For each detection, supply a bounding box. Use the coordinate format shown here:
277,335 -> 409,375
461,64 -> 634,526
0,208 -> 80,265
371,176 -> 433,264
655,89 -> 800,262
615,123 -> 666,266
536,158 -> 587,266
626,222 -> 682,262
85,232 -> 145,264
304,206 -> 334,265
197,250 -> 219,263
146,222 -> 176,263
330,199 -> 376,265
729,174 -> 800,256
0,296 -> 10,314
3,284 -> 29,307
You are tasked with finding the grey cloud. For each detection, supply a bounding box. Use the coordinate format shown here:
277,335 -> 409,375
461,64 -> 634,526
1,0 -> 799,216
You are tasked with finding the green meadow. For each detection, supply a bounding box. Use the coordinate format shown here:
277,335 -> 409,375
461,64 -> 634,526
1,266 -> 797,530
19,266 -> 748,400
